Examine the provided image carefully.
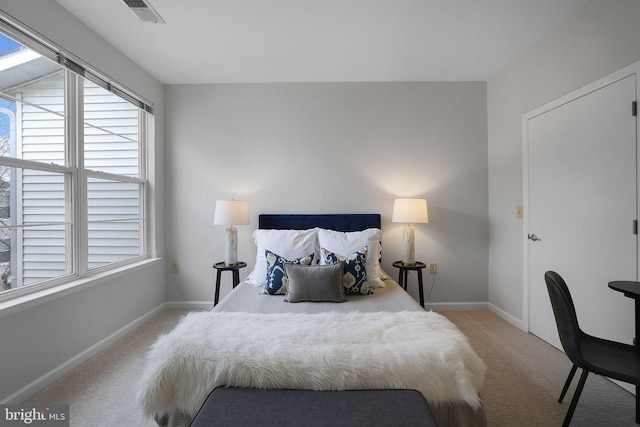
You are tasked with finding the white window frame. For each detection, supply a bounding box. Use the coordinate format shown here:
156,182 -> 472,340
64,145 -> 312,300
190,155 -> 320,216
0,16 -> 154,304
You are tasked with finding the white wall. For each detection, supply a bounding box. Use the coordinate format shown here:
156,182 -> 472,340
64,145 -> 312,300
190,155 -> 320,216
488,0 -> 640,325
165,82 -> 488,307
0,0 -> 166,402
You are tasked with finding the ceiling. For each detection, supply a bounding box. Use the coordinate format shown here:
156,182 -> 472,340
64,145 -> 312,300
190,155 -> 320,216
53,0 -> 592,85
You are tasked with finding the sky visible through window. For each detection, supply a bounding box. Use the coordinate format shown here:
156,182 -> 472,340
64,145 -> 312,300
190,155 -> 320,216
0,31 -> 21,72
0,34 -> 19,54
0,34 -> 20,136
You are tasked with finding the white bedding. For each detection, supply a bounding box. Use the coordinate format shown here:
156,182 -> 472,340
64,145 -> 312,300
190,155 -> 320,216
214,278 -> 423,314
138,279 -> 488,427
138,309 -> 485,421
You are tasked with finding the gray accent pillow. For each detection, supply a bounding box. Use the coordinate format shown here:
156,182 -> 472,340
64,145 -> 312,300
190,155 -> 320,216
283,262 -> 345,303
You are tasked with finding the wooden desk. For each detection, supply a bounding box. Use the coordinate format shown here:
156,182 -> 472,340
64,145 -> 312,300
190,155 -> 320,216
608,280 -> 640,423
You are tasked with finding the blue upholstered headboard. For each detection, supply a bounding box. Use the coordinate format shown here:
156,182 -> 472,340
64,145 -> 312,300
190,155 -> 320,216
258,214 -> 381,232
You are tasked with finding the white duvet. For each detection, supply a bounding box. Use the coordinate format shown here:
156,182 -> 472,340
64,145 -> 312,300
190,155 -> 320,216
138,310 -> 485,421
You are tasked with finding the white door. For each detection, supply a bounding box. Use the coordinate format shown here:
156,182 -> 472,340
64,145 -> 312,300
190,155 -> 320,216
528,74 -> 637,349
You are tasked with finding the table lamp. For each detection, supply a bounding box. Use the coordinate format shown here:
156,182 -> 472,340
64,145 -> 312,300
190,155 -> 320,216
213,200 -> 249,266
392,198 -> 429,265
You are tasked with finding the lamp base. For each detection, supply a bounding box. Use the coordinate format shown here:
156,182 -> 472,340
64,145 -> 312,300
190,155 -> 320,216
402,224 -> 416,265
224,225 -> 238,266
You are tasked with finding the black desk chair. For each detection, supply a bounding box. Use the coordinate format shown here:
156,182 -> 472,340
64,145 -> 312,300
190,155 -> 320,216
544,271 -> 640,427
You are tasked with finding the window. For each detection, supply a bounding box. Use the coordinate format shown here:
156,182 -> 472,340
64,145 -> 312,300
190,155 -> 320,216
0,26 -> 152,299
83,81 -> 145,270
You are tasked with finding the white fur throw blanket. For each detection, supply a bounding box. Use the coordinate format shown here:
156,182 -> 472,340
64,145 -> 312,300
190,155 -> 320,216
138,310 -> 485,420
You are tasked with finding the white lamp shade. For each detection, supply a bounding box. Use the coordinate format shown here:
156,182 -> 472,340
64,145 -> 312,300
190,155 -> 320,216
392,198 -> 429,224
213,200 -> 250,226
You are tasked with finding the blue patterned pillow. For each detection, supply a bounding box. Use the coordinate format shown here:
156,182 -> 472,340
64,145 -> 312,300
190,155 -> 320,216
261,250 -> 314,295
321,247 -> 372,295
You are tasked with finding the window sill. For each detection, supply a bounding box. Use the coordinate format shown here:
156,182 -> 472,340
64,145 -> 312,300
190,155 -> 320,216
0,258 -> 162,320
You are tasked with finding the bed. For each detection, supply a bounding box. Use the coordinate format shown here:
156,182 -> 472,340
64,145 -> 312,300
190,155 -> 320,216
138,214 -> 487,427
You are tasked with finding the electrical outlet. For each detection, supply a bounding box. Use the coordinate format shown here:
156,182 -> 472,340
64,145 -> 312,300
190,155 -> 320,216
171,262 -> 179,274
429,262 -> 437,274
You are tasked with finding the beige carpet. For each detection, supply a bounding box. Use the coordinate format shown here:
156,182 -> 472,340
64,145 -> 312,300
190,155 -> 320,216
441,310 -> 637,427
24,308 -> 637,426
24,308 -> 193,427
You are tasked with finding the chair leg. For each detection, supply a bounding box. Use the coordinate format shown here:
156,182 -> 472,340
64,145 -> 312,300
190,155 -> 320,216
559,364 -> 578,403
636,385 -> 640,424
562,369 -> 589,427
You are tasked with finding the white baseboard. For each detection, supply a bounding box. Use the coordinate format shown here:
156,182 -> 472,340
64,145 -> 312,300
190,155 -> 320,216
2,303 -> 168,404
488,302 -> 526,331
165,301 -> 214,311
428,301 -> 489,311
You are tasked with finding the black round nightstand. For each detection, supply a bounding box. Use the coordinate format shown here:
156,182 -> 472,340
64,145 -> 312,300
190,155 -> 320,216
213,261 -> 247,306
392,261 -> 426,308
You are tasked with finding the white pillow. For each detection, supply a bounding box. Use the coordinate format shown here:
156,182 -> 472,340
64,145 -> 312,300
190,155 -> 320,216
317,228 -> 385,288
245,228 -> 320,286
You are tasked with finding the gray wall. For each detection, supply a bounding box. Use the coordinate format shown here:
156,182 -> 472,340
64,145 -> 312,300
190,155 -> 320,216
0,0 -> 166,401
164,82 -> 489,307
487,0 -> 640,325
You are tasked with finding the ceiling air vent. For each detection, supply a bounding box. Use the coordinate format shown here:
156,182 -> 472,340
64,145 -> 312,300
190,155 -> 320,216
122,0 -> 165,23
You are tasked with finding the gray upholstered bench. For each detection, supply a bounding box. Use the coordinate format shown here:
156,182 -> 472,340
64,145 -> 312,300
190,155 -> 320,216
190,387 -> 438,426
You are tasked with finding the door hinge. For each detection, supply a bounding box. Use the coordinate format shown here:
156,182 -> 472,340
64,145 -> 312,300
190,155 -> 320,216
634,220 -> 638,235
633,101 -> 637,116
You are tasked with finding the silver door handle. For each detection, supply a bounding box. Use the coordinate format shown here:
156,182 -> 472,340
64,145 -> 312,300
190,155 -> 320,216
528,233 -> 541,241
